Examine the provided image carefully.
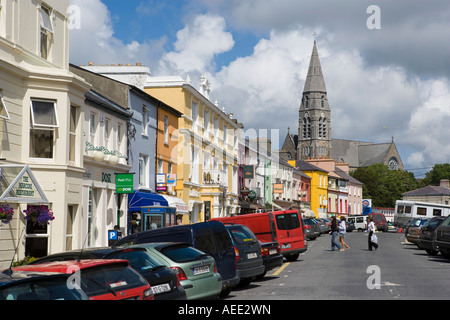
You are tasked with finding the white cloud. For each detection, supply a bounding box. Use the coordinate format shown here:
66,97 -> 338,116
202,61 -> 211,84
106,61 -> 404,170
156,14 -> 234,75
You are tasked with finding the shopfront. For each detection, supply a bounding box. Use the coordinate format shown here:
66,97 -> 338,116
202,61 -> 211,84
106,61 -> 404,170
0,165 -> 50,268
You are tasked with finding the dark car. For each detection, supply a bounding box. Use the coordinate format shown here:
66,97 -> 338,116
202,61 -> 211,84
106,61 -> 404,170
0,269 -> 89,300
114,220 -> 240,297
28,247 -> 186,300
435,215 -> 450,258
225,224 -> 265,286
406,218 -> 430,244
258,241 -> 283,279
313,218 -> 328,234
416,217 -> 446,256
302,218 -> 321,240
346,221 -> 355,232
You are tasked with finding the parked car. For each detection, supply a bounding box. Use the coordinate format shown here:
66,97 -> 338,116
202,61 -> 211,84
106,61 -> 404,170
258,241 -> 283,279
28,247 -> 186,300
212,210 -> 307,262
369,213 -> 388,232
346,221 -> 355,232
404,218 -> 424,235
416,217 -> 446,256
387,222 -> 397,232
347,215 -> 368,232
225,224 -> 265,286
435,215 -> 450,258
406,218 -> 430,244
302,218 -> 321,240
313,218 -> 328,234
114,220 -> 239,297
125,242 -> 222,300
11,259 -> 154,300
0,269 -> 89,300
321,218 -> 332,232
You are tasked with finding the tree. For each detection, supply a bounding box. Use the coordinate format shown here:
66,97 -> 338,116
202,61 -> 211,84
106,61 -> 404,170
350,164 -> 418,208
419,163 -> 450,187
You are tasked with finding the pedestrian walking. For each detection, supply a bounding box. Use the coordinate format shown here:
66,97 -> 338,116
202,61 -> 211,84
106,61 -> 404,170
330,216 -> 342,251
339,217 -> 350,250
367,217 -> 378,251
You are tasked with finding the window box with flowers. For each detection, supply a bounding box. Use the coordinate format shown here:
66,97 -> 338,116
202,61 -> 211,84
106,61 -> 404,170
0,204 -> 14,223
24,205 -> 55,227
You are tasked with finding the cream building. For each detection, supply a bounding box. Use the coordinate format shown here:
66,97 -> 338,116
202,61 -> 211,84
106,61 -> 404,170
0,0 -> 94,267
145,75 -> 241,223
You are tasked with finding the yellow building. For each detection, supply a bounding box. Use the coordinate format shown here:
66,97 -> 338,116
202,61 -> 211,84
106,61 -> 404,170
290,160 -> 328,218
145,75 -> 241,224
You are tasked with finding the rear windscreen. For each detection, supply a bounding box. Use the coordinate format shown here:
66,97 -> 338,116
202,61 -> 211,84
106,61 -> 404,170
228,226 -> 257,245
275,213 -> 301,230
160,245 -> 210,263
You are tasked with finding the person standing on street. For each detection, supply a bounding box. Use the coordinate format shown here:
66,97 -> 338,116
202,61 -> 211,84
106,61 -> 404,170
367,217 -> 378,251
330,216 -> 342,251
339,217 -> 350,250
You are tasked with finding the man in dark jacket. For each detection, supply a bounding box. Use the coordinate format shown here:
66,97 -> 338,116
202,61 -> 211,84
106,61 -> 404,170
330,216 -> 342,251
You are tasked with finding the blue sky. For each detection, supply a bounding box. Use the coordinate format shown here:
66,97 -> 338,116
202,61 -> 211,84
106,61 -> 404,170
69,0 -> 450,177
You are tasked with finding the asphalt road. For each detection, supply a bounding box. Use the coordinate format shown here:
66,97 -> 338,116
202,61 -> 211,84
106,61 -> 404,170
225,231 -> 450,300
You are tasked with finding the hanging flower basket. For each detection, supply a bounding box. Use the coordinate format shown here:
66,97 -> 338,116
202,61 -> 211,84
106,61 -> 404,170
24,205 -> 55,227
0,204 -> 14,223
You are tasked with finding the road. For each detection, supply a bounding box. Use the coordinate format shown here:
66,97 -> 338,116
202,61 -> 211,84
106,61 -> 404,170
225,231 -> 450,300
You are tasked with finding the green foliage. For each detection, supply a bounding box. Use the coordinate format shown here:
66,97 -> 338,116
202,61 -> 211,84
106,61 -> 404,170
350,163 -> 418,207
419,163 -> 450,187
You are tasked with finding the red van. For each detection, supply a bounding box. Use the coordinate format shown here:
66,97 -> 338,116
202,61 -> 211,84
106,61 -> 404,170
211,210 -> 307,261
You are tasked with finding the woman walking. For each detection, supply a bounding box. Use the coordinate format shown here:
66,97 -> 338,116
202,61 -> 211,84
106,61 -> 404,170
339,217 -> 350,250
330,216 -> 342,251
367,217 -> 378,251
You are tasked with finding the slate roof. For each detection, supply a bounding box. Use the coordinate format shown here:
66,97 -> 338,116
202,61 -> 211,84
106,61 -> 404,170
402,185 -> 450,197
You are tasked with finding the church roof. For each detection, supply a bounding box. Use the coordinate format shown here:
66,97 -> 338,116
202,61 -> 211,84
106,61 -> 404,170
303,41 -> 327,93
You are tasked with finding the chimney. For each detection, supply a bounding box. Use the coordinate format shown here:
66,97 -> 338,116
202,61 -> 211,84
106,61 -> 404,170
440,179 -> 450,189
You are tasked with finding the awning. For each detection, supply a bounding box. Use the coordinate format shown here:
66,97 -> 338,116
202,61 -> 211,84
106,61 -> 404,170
161,194 -> 189,215
300,209 -> 316,218
265,200 -> 283,210
0,165 -> 49,204
128,191 -> 168,212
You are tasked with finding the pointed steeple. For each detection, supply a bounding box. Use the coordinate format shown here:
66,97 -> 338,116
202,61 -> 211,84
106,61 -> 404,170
303,41 -> 327,93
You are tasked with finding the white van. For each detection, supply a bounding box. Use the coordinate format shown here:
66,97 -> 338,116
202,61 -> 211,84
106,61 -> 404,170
347,215 -> 368,232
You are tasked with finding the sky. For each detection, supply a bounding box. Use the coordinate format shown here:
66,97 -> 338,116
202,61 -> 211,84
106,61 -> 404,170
68,0 -> 450,178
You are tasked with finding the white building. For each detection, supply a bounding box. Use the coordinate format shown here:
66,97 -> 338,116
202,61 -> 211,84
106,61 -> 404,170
0,0 -> 91,267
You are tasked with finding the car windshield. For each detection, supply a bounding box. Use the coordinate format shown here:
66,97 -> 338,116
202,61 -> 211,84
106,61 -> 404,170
80,264 -> 147,297
160,244 -> 210,263
228,226 -> 257,245
105,250 -> 165,272
0,275 -> 87,300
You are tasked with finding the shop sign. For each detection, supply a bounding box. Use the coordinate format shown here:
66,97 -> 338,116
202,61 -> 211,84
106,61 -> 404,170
115,173 -> 134,194
167,174 -> 177,186
243,165 -> 254,179
273,184 -> 284,194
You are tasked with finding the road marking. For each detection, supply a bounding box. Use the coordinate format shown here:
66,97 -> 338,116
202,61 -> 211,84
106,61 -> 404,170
272,262 -> 290,276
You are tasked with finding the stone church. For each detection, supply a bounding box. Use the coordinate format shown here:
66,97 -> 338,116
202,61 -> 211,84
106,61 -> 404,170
279,41 -> 403,171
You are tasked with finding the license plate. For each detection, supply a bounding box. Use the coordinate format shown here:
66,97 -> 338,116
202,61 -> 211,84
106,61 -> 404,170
193,265 -> 209,275
152,283 -> 171,294
269,249 -> 277,255
281,243 -> 291,249
247,252 -> 257,259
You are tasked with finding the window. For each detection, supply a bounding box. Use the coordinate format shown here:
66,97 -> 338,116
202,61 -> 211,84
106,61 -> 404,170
433,209 -> 442,216
139,155 -> 148,187
39,5 -> 54,59
66,205 -> 75,251
203,109 -> 209,133
191,101 -> 199,132
89,113 -> 96,144
104,117 -> 111,148
30,99 -> 58,159
304,96 -> 309,108
142,105 -> 148,135
0,93 -> 10,120
69,106 -> 77,162
164,116 -> 169,144
190,146 -> 199,184
417,207 -> 427,216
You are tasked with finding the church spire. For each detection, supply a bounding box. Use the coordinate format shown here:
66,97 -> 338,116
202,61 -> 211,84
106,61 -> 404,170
303,40 -> 327,94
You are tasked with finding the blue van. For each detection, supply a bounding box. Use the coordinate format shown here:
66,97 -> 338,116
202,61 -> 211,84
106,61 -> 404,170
114,221 -> 240,297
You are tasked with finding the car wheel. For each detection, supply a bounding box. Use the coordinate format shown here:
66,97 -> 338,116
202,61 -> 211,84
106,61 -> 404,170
426,249 -> 438,256
285,253 -> 299,261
